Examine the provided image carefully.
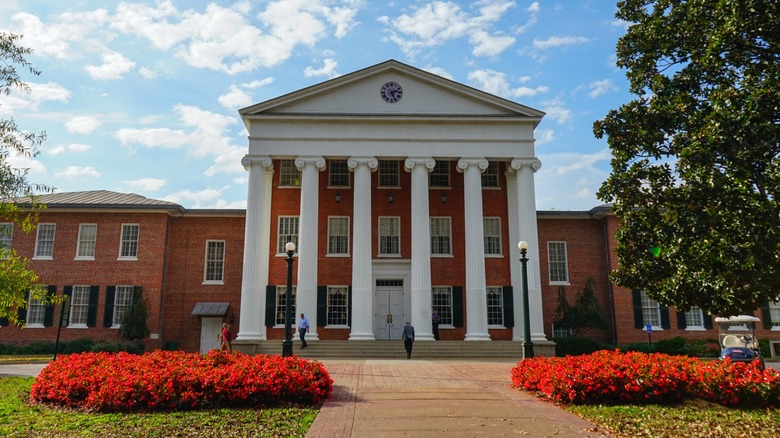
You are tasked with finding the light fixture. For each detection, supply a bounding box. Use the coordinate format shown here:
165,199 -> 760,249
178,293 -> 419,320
229,312 -> 235,324
388,192 -> 395,204
335,191 -> 341,204
282,241 -> 296,357
517,240 -> 534,359
441,192 -> 447,204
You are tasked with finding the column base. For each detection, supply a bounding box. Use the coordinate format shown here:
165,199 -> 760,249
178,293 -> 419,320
235,333 -> 266,341
348,333 -> 377,341
464,333 -> 492,341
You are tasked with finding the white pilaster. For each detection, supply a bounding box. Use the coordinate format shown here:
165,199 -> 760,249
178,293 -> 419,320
404,157 -> 435,341
295,156 -> 326,341
457,158 -> 491,341
347,156 -> 378,340
511,157 -> 547,341
237,155 -> 273,341
505,167 -> 524,342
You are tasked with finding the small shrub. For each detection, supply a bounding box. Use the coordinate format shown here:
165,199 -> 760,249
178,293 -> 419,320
554,336 -> 612,357
620,342 -> 655,353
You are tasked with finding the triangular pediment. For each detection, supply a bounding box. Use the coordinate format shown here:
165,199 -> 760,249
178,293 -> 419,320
240,59 -> 544,121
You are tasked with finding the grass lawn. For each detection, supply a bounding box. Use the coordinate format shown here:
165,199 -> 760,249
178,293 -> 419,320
0,377 -> 317,437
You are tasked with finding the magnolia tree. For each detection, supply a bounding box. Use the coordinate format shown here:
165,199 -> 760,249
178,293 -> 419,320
595,0 -> 780,316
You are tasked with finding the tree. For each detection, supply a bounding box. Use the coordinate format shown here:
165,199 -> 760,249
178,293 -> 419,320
554,277 -> 611,337
0,32 -> 52,325
119,289 -> 150,341
594,1 -> 780,316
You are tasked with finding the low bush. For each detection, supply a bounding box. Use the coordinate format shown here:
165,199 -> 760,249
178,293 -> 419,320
30,350 -> 333,412
553,336 -> 613,357
0,338 -> 145,355
620,337 -> 720,357
511,350 -> 780,408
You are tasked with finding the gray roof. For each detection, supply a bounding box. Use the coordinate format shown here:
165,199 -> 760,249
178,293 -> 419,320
11,190 -> 184,211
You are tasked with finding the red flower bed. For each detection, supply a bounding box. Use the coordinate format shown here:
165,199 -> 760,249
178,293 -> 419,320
30,350 -> 333,412
511,350 -> 780,407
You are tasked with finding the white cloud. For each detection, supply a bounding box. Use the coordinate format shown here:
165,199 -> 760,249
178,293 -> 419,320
587,79 -> 619,98
128,178 -> 166,192
422,66 -> 454,80
540,98 -> 572,124
138,67 -> 157,79
164,187 -> 223,208
65,116 -> 101,134
116,127 -> 189,149
544,148 -> 612,176
467,69 -> 548,99
532,35 -> 589,50
469,30 -> 515,57
47,144 -> 91,156
84,51 -> 136,80
55,166 -> 101,179
303,58 -> 339,78
8,10 -> 109,60
218,85 -> 253,110
242,78 -> 274,89
0,82 -> 71,114
535,128 -> 555,145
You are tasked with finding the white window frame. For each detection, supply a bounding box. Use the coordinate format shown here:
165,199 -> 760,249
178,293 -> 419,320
483,217 -> 502,256
279,159 -> 301,187
203,240 -> 226,284
34,223 -> 56,259
118,224 -> 139,260
640,290 -> 662,330
378,160 -> 400,187
430,217 -> 452,256
26,290 -> 46,327
481,161 -> 500,188
112,285 -> 135,329
429,161 -> 450,187
684,306 -> 705,330
326,286 -> 349,327
0,222 -> 13,257
547,241 -> 570,284
327,217 -> 350,256
769,301 -> 780,330
328,160 -> 350,187
486,286 -> 504,327
378,216 -> 400,256
75,223 -> 97,260
69,285 -> 91,327
552,323 -> 573,338
275,286 -> 296,326
432,286 -> 453,326
277,216 -> 299,255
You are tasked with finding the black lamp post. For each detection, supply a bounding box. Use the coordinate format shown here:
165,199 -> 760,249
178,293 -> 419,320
518,241 -> 534,359
282,242 -> 296,357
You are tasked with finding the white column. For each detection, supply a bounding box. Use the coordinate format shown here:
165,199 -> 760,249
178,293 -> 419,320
237,155 -> 273,341
511,157 -> 547,341
505,167 -> 524,342
295,156 -> 326,341
404,157 -> 435,341
348,156 -> 378,340
458,158 -> 491,341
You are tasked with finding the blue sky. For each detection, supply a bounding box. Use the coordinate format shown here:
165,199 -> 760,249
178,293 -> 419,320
0,0 -> 632,210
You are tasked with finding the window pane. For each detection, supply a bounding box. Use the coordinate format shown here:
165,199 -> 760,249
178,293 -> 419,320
378,160 -> 399,187
481,161 -> 499,187
685,307 -> 703,328
429,161 -> 450,187
26,291 -> 45,325
113,286 -> 135,325
486,287 -> 503,326
432,287 -> 453,325
35,224 -> 55,258
483,218 -> 501,255
205,241 -> 225,281
640,291 -> 661,327
547,242 -> 569,283
280,160 -> 301,186
120,225 -> 139,258
328,217 -> 349,254
70,286 -> 90,325
769,302 -> 780,327
277,217 -> 299,253
328,160 -> 350,187
77,224 -> 97,258
379,217 -> 400,255
430,218 -> 451,255
275,286 -> 296,325
0,223 -> 13,255
327,286 -> 349,326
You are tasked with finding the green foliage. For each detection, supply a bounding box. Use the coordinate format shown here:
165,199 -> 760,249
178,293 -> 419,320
91,340 -> 145,355
119,289 -> 150,341
0,338 -> 145,355
620,337 -> 720,358
594,1 -> 780,315
553,277 -> 611,336
554,336 -> 613,357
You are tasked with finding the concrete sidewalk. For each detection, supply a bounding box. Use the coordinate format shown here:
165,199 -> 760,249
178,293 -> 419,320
307,359 -> 611,437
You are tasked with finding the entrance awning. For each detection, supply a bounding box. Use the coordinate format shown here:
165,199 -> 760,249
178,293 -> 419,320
191,302 -> 229,316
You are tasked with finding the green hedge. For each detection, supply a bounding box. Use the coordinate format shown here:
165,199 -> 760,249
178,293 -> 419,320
0,339 -> 144,355
620,337 -> 720,357
554,337 -> 614,357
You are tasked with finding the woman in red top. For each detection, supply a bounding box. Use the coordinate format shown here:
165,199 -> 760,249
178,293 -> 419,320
220,323 -> 232,353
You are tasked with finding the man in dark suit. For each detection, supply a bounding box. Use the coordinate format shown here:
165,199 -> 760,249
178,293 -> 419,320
401,322 -> 415,359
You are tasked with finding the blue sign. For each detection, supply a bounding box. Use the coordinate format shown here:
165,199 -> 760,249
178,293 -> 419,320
645,324 -> 652,333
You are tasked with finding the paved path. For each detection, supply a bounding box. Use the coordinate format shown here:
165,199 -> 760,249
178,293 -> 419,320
307,359 -> 611,437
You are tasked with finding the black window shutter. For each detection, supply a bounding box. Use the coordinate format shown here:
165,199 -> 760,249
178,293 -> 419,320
632,289 -> 643,329
317,286 -> 327,327
17,305 -> 27,324
761,304 -> 772,329
104,286 -> 116,327
703,314 -> 713,329
43,285 -> 57,327
265,285 -> 276,327
660,306 -> 670,329
676,311 -> 686,329
502,286 -> 514,328
62,286 -> 73,326
348,286 -> 353,326
452,286 -> 464,328
87,286 -> 99,327
0,317 -> 7,327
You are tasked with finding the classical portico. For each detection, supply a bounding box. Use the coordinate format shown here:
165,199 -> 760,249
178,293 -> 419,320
236,60 -> 548,347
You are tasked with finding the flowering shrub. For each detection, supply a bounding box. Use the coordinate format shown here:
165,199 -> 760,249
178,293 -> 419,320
511,350 -> 780,408
30,350 -> 333,412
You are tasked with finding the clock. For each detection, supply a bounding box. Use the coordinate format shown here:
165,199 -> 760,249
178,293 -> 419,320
380,81 -> 403,103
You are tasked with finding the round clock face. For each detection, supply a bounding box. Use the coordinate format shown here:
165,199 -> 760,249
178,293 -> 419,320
380,81 -> 403,103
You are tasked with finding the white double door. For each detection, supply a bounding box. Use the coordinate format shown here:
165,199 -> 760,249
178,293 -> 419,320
374,286 -> 405,340
200,317 -> 222,353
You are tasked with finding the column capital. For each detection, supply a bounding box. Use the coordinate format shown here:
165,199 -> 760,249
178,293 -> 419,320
241,155 -> 273,171
295,156 -> 326,170
404,157 -> 435,173
347,156 -> 378,171
510,157 -> 542,173
456,158 -> 489,173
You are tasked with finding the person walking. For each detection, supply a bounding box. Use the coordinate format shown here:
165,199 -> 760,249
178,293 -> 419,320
401,321 -> 415,359
220,323 -> 232,353
432,309 -> 441,340
297,313 -> 309,349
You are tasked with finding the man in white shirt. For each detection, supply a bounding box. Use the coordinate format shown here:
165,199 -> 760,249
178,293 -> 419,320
297,313 -> 310,349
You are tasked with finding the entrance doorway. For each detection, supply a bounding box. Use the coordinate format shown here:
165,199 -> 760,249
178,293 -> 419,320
200,317 -> 222,353
374,280 -> 405,340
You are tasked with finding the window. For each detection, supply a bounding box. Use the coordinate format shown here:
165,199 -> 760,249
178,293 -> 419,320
327,286 -> 349,326
0,223 -> 13,256
327,217 -> 349,255
429,161 -> 450,187
204,241 -> 225,283
70,285 -> 91,326
112,286 -> 135,327
481,161 -> 499,187
552,324 -> 572,338
378,217 -> 400,256
328,160 -> 350,187
769,301 -> 780,328
432,286 -> 453,325
279,159 -> 301,186
277,216 -> 299,254
547,241 -> 569,283
483,217 -> 501,255
378,160 -> 399,187
685,306 -> 705,329
119,224 -> 139,259
26,291 -> 46,326
430,217 -> 451,255
34,223 -> 55,259
76,224 -> 97,259
275,286 -> 296,325
640,291 -> 662,328
486,286 -> 504,326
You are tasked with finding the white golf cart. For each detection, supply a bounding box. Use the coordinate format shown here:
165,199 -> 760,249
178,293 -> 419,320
714,315 -> 765,370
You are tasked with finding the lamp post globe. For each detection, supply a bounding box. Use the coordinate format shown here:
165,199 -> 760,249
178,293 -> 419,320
517,241 -> 534,359
282,242 -> 296,357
